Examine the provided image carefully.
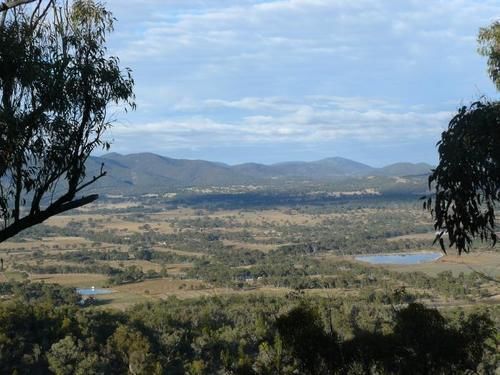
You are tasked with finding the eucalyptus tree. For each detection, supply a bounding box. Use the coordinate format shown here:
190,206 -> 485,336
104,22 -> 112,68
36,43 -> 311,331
0,0 -> 134,242
427,100 -> 500,254
478,21 -> 500,90
427,21 -> 500,254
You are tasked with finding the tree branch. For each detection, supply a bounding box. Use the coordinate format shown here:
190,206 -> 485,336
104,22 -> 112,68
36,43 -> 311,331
30,0 -> 52,32
49,168 -> 106,210
0,0 -> 37,12
0,194 -> 98,242
74,168 -> 106,195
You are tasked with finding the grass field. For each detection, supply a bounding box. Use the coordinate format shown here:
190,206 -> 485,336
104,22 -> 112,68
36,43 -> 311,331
388,251 -> 500,277
31,273 -> 109,287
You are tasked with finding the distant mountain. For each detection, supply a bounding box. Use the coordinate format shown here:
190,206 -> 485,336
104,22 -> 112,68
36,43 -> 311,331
85,153 -> 433,194
375,162 -> 433,177
86,153 -> 254,193
234,157 -> 374,179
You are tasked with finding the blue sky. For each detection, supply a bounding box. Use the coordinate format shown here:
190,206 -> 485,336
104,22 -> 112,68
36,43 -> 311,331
102,0 -> 500,166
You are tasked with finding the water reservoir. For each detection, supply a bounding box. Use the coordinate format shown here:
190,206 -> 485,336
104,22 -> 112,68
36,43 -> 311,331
355,252 -> 443,265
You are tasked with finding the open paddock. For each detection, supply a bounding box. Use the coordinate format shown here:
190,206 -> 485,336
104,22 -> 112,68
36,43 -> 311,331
153,246 -> 206,258
387,232 -> 436,242
0,236 -> 93,251
102,260 -> 164,272
388,251 -> 500,277
43,213 -> 110,227
95,220 -> 176,234
222,240 -> 277,252
30,273 -> 108,287
164,263 -> 193,276
93,280 -> 294,310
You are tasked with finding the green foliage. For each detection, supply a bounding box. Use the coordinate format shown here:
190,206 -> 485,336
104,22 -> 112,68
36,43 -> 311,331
426,20 -> 500,254
0,289 -> 496,374
108,266 -> 145,285
276,304 -> 341,374
277,302 -> 497,375
109,325 -> 162,374
0,0 -> 134,242
0,281 -> 79,305
427,100 -> 500,253
478,20 -> 500,91
48,336 -> 88,375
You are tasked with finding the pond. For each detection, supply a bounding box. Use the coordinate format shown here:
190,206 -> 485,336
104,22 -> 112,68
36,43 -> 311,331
355,252 -> 443,265
76,288 -> 113,296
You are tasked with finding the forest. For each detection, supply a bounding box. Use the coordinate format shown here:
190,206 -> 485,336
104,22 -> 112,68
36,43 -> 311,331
0,281 -> 498,374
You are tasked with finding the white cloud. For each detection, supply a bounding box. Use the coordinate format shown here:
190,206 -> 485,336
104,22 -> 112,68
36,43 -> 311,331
110,95 -> 451,150
100,0 -> 500,162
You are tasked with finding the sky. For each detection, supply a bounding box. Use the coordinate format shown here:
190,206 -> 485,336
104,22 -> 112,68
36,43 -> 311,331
102,0 -> 500,166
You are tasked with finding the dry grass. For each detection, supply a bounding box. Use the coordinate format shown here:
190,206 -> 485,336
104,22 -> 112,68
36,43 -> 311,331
164,263 -> 193,276
30,273 -> 108,287
102,260 -> 164,272
389,251 -> 500,277
93,280 -> 292,310
114,278 -> 207,296
44,213 -> 109,227
153,246 -> 205,258
222,210 -> 325,226
93,292 -> 152,310
222,240 -> 277,252
0,236 -> 92,251
98,221 -> 175,234
387,232 -> 437,242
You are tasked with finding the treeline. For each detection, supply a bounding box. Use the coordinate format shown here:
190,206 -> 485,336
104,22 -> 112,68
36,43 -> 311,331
0,286 -> 497,374
51,248 -> 195,265
14,263 -> 163,286
0,281 -> 79,305
188,257 -> 487,300
167,191 -> 423,211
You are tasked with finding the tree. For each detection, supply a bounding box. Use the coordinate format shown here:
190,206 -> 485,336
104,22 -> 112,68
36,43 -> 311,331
276,303 -> 341,374
108,325 -> 162,375
0,0 -> 134,242
47,335 -> 85,375
427,21 -> 500,254
0,0 -> 38,14
478,21 -> 500,90
426,100 -> 500,253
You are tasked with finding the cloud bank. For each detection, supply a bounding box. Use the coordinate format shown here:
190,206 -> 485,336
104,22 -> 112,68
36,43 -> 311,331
102,0 -> 500,164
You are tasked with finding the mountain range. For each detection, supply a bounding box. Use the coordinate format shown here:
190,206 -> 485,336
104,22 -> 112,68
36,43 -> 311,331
83,153 -> 433,194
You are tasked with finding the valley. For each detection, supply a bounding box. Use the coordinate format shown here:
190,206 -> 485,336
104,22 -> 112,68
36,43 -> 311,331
1,186 -> 498,311
1,173 -> 498,374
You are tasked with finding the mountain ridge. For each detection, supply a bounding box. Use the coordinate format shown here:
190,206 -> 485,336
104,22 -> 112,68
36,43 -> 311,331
86,153 -> 433,193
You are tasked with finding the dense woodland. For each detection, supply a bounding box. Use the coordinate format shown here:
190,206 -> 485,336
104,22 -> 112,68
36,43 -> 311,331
0,282 -> 498,374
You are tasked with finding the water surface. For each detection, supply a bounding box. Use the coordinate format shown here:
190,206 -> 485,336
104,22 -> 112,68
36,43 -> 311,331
355,252 -> 442,265
76,288 -> 113,296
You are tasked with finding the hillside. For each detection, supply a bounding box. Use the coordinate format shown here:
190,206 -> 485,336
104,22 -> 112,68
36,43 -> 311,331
233,157 -> 375,179
85,153 -> 433,194
375,162 -> 434,177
